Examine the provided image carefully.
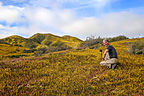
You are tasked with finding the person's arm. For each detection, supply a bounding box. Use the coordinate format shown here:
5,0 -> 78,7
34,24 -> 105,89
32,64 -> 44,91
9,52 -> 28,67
102,49 -> 108,60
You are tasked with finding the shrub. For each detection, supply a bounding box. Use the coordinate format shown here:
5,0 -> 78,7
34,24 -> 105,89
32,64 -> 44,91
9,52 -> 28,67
34,48 -> 47,56
108,35 -> 128,42
14,44 -> 22,47
89,43 -> 102,49
24,42 -> 37,49
80,36 -> 103,49
52,41 -> 65,47
45,41 -> 52,46
22,49 -> 37,53
0,40 -> 10,45
32,35 -> 46,44
7,54 -> 28,58
129,40 -> 144,55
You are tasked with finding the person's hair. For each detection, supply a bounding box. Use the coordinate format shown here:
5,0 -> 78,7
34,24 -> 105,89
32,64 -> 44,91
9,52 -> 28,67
103,39 -> 109,43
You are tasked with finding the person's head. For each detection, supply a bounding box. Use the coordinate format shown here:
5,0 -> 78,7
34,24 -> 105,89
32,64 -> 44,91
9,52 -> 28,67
103,39 -> 109,46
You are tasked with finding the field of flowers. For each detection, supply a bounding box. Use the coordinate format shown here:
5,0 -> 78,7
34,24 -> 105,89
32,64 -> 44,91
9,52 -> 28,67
0,44 -> 33,59
0,38 -> 144,95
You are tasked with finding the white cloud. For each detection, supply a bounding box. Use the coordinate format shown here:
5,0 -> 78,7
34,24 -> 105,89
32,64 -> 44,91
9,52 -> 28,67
0,25 -> 20,39
60,12 -> 144,39
0,34 -> 6,38
0,3 -> 24,24
0,2 -> 2,6
0,24 -> 5,29
22,7 -> 76,35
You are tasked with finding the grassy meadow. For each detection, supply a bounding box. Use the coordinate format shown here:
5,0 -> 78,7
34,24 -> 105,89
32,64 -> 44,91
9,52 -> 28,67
0,38 -> 144,95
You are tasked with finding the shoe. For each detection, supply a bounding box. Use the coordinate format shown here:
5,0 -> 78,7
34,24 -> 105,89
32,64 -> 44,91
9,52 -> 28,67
111,64 -> 117,69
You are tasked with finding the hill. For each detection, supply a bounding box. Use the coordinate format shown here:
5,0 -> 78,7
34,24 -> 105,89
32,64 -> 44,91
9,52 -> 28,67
0,37 -> 143,95
0,35 -> 39,48
29,33 -> 83,49
0,33 -> 83,49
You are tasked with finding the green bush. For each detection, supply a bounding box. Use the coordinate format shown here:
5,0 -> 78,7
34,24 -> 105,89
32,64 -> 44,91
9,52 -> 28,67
32,35 -> 46,44
22,49 -> 37,53
24,41 -> 37,48
45,41 -> 52,46
52,41 -> 65,47
34,48 -> 47,56
108,35 -> 128,42
80,36 -> 103,49
7,54 -> 28,58
129,40 -> 144,55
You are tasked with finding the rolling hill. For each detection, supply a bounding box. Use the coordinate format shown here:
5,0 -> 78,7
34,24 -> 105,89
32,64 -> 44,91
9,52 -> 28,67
0,35 -> 39,48
0,33 -> 83,49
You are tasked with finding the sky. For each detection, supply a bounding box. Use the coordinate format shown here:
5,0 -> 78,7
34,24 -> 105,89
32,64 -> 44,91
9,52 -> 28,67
0,0 -> 144,40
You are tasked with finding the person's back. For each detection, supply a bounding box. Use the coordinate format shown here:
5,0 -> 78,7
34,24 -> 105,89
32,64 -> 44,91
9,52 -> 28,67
107,45 -> 118,59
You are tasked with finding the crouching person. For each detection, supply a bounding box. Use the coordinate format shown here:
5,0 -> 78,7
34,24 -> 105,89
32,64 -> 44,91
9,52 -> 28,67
100,39 -> 118,69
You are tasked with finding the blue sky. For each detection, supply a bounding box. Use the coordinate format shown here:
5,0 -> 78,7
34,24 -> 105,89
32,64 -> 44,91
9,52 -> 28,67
0,0 -> 144,40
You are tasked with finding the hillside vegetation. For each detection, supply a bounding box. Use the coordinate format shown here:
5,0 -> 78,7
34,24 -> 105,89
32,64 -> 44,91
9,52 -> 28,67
0,33 -> 83,49
0,37 -> 144,95
0,44 -> 33,59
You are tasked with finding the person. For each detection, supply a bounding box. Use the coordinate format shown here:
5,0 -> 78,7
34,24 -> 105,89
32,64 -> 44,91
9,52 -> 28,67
100,39 -> 118,69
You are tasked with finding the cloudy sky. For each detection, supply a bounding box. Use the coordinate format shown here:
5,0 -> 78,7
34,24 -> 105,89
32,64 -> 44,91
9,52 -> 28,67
0,0 -> 144,40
